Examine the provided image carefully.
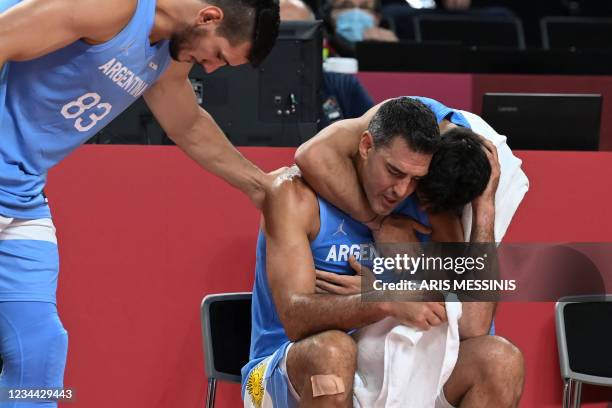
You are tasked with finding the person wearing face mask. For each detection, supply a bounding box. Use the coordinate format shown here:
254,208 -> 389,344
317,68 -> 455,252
323,0 -> 398,57
280,0 -> 375,128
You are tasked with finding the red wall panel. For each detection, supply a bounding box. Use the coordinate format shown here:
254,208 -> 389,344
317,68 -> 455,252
357,72 -> 474,111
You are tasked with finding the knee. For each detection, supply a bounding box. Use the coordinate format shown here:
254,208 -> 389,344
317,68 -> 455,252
289,331 -> 356,406
478,336 -> 524,404
309,330 -> 357,371
484,336 -> 524,380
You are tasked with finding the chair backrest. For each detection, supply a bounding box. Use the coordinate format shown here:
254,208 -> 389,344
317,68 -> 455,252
386,13 -> 418,41
555,295 -> 612,385
201,293 -> 253,383
541,16 -> 612,50
414,14 -> 525,49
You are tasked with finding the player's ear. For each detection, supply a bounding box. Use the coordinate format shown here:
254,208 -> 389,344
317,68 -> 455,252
359,130 -> 374,159
197,6 -> 224,25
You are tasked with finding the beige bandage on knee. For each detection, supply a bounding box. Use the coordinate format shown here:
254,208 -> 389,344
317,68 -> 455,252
310,374 -> 345,397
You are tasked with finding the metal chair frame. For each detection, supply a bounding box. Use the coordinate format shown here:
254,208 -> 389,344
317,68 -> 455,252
200,292 -> 253,408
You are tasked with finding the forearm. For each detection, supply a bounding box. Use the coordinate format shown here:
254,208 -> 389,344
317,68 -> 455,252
470,203 -> 495,243
464,203 -> 500,307
295,122 -> 375,223
302,153 -> 373,223
281,293 -> 387,341
172,109 -> 265,202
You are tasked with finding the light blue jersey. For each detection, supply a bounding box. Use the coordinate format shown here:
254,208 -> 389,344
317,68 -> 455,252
410,96 -> 471,130
0,0 -> 172,219
242,196 -> 430,396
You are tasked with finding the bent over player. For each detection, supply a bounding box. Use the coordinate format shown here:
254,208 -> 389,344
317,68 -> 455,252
0,0 -> 279,404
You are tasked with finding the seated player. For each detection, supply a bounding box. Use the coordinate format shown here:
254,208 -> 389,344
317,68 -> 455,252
242,97 -> 524,408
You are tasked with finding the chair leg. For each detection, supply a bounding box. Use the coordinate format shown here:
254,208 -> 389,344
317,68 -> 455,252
572,380 -> 582,408
563,379 -> 572,408
206,378 -> 217,408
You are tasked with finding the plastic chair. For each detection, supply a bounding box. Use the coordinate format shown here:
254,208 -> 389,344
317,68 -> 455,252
200,292 -> 253,408
555,295 -> 612,408
541,16 -> 612,50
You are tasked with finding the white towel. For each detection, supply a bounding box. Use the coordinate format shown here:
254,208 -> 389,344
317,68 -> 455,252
352,301 -> 462,408
458,110 -> 529,242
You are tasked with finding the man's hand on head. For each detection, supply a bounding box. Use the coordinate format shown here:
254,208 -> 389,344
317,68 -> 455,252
471,138 -> 500,213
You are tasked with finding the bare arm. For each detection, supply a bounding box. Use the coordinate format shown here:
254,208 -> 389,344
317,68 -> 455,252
144,61 -> 267,207
0,0 -> 134,68
450,138 -> 501,338
429,211 -> 496,339
265,171 -> 446,340
458,220 -> 497,339
316,209 -> 496,338
294,101 -> 387,223
264,174 -> 388,341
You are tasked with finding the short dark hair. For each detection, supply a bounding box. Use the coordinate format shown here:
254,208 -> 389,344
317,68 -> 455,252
368,97 -> 440,154
418,127 -> 491,213
207,0 -> 280,66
